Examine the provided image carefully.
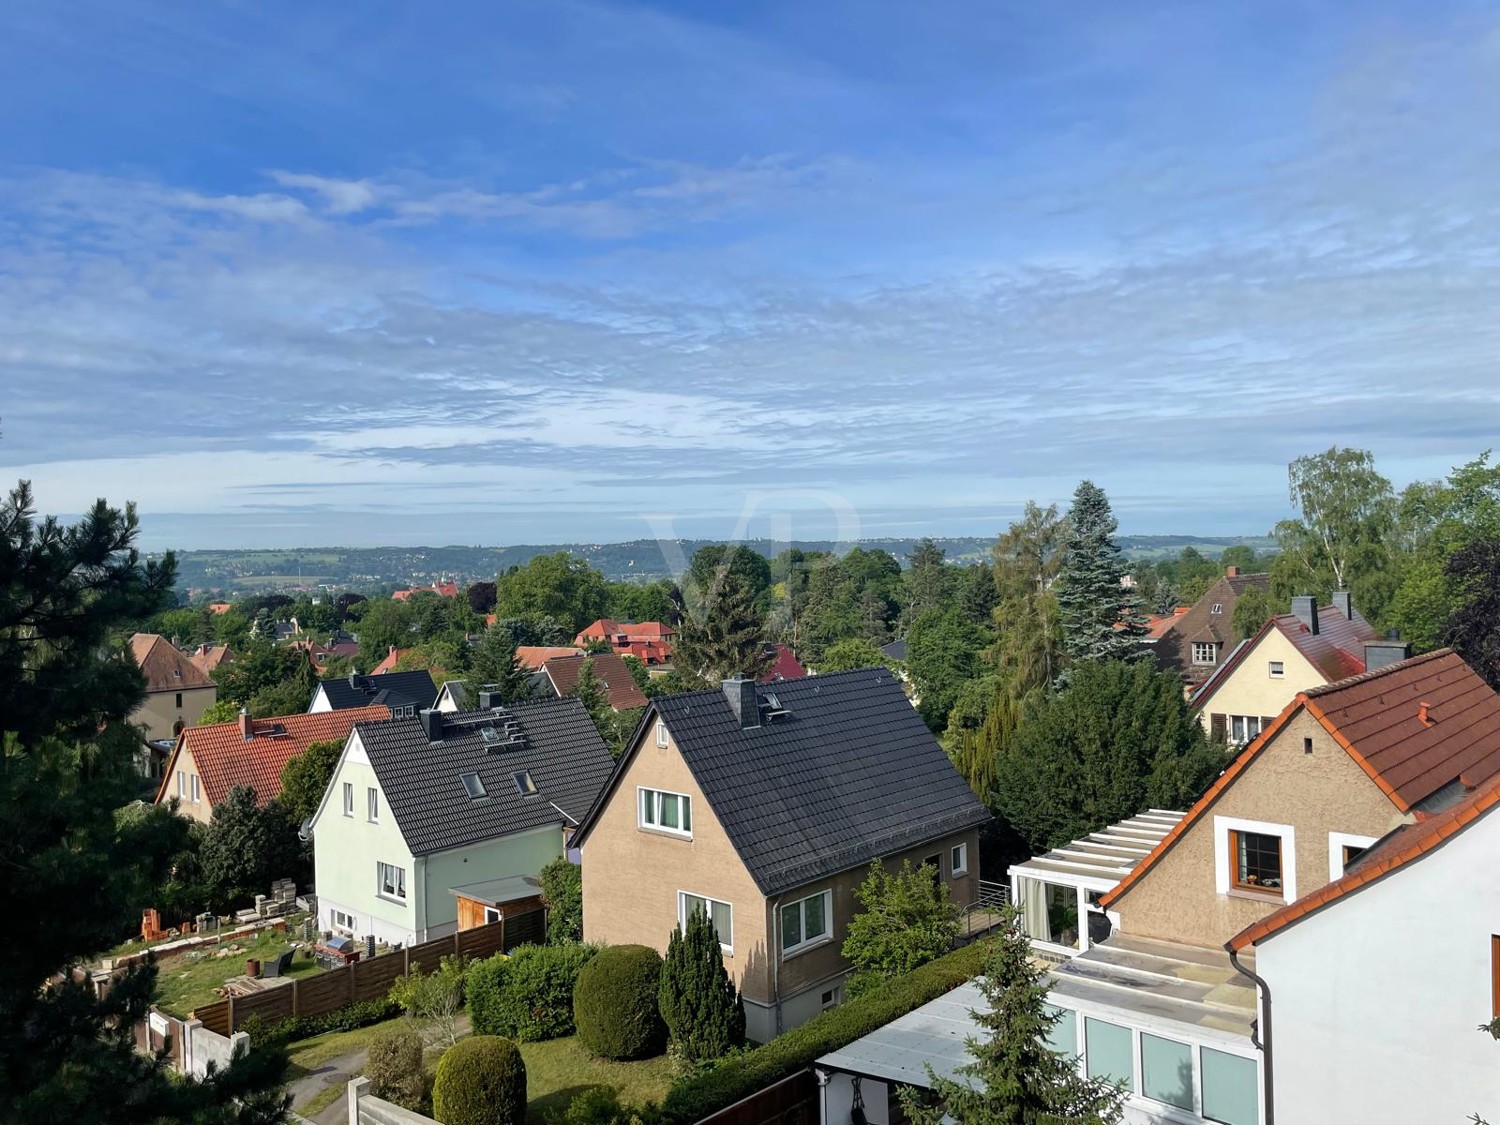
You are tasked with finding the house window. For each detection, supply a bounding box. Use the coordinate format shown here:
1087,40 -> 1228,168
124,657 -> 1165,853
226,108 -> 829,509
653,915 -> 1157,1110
190,775 -> 200,803
1328,833 -> 1378,879
1210,603 -> 1224,615
1192,642 -> 1218,665
377,862 -> 406,902
367,787 -> 380,822
1201,1047 -> 1259,1125
1230,830 -> 1282,892
513,771 -> 538,797
175,692 -> 183,708
638,788 -> 692,836
924,854 -> 942,876
819,986 -> 841,1011
331,909 -> 355,933
484,907 -> 501,924
780,889 -> 832,955
1268,660 -> 1285,678
1084,1018 -> 1134,1087
679,892 -> 733,951
1228,715 -> 1262,744
1042,1004 -> 1078,1056
655,721 -> 668,748
342,782 -> 354,816
1141,1033 -> 1194,1111
950,842 -> 969,876
176,770 -> 185,798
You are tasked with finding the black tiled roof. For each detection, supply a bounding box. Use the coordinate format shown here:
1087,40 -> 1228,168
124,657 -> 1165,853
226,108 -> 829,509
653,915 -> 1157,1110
318,670 -> 438,712
354,697 -> 615,856
578,668 -> 990,895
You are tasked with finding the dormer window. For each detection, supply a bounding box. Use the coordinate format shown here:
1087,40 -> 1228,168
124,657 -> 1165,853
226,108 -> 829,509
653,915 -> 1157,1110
1192,642 -> 1218,665
1210,604 -> 1223,615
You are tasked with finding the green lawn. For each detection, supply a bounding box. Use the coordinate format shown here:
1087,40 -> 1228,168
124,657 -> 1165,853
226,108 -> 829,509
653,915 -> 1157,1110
519,1037 -> 676,1124
288,1020 -> 419,1120
152,929 -> 322,1018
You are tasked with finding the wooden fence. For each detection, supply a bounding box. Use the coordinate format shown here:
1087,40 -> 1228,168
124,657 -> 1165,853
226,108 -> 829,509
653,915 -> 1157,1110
695,1069 -> 818,1125
195,913 -> 536,1035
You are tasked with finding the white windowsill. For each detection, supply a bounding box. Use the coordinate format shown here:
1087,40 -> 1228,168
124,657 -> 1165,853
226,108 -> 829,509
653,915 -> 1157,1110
376,893 -> 407,906
781,934 -> 834,961
638,825 -> 693,841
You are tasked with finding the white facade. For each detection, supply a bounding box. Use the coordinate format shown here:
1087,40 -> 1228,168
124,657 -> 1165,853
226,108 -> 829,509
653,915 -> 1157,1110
1256,808 -> 1500,1125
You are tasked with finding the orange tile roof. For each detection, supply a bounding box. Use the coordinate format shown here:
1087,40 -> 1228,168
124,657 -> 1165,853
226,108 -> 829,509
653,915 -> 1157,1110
370,647 -> 407,674
1228,768 -> 1500,952
1102,648 -> 1500,910
129,633 -> 215,693
516,645 -> 584,670
207,602 -> 234,615
574,618 -> 623,643
543,653 -> 649,710
156,706 -> 389,811
1144,606 -> 1191,639
189,643 -> 233,674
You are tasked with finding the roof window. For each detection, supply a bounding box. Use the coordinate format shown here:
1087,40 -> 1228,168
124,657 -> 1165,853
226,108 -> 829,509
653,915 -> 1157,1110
513,770 -> 538,797
461,772 -> 487,799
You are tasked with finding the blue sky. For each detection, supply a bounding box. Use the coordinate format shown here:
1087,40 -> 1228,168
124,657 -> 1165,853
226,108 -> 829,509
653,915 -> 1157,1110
2,1 -> 1498,550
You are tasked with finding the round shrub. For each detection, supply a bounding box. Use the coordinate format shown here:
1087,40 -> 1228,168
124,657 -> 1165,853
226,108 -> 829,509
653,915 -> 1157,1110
468,944 -> 599,1042
365,1024 -> 425,1110
431,1035 -> 527,1125
573,944 -> 667,1060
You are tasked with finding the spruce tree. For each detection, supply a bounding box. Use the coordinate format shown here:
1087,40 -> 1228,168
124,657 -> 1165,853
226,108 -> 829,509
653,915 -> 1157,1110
1055,481 -> 1147,671
674,571 -> 773,681
899,908 -> 1124,1125
659,905 -> 745,1061
465,625 -> 533,706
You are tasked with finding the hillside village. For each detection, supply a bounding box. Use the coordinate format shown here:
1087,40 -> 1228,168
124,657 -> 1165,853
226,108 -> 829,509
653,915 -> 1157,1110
6,444 -> 1500,1125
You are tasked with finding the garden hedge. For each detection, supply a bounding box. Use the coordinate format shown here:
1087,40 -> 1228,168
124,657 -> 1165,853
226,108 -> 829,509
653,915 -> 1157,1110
240,996 -> 401,1048
467,943 -> 598,1041
573,944 -> 667,1060
431,1035 -> 527,1125
660,938 -> 993,1122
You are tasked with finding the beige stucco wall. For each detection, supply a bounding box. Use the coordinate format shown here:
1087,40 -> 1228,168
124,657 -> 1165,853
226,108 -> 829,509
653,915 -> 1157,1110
162,743 -> 214,823
132,685 -> 217,742
1196,629 -> 1322,735
1113,709 -> 1410,948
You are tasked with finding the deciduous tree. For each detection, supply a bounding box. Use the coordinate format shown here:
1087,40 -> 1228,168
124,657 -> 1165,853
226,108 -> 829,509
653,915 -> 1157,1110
278,738 -> 344,826
1444,537 -> 1500,691
842,860 -> 959,999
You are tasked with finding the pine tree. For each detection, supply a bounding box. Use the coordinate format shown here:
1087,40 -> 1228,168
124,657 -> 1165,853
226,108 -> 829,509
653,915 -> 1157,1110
899,908 -> 1124,1125
1055,481 -> 1147,671
465,626 -> 533,705
674,571 -> 773,681
659,905 -> 745,1062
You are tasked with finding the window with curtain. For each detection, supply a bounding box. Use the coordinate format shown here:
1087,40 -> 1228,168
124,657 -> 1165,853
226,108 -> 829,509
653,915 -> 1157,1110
679,892 -> 732,951
639,787 -> 692,836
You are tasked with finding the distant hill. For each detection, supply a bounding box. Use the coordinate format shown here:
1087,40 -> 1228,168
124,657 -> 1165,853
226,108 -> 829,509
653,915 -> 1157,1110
167,534 -> 1278,596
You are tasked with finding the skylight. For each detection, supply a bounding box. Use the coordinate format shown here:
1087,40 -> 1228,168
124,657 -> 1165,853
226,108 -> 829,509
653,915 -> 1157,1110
513,770 -> 538,797
461,772 -> 487,799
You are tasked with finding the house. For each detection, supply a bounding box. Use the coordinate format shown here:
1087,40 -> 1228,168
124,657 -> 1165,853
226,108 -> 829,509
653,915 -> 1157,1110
369,646 -> 409,675
127,633 -> 219,741
207,602 -> 234,615
289,638 -> 333,668
326,630 -> 360,660
434,680 -> 470,713
1227,772 -> 1500,1125
880,639 -> 907,662
155,706 -> 389,824
515,645 -> 585,670
760,643 -> 808,683
308,670 -> 437,718
574,618 -> 676,663
1190,593 -> 1396,745
392,579 -> 459,601
1151,568 -> 1270,690
307,696 -> 614,946
571,668 -> 992,1041
540,652 -> 649,710
189,643 -> 234,676
1018,649 -> 1500,1125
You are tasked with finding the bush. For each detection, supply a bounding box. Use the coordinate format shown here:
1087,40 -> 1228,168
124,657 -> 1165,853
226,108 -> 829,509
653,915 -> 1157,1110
366,1024 -> 426,1110
659,908 -> 744,1061
573,944 -> 667,1060
468,944 -> 598,1042
390,954 -> 468,1046
550,1086 -> 660,1125
240,997 -> 401,1048
431,1035 -> 527,1125
661,939 -> 992,1123
539,857 -> 583,944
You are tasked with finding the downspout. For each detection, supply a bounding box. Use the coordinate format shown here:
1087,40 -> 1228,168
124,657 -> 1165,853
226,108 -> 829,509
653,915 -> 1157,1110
770,894 -> 783,1036
1227,946 -> 1273,1125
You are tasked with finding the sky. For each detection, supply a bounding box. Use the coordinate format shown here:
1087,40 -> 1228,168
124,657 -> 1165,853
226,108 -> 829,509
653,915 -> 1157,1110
2,1 -> 1498,551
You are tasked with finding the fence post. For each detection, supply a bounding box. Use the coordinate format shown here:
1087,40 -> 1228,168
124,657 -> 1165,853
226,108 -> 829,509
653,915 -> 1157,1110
403,945 -> 411,975
291,978 -> 299,1018
226,994 -> 236,1035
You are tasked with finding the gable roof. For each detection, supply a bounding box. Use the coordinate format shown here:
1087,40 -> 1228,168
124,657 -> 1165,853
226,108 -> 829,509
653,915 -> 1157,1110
572,668 -> 991,896
1192,601 -> 1379,709
1153,573 -> 1271,685
516,645 -> 585,669
369,647 -> 408,674
316,670 -> 437,712
1228,767 -> 1500,952
575,618 -> 622,641
190,643 -> 234,674
158,706 -> 389,810
351,697 -> 615,856
129,634 -> 215,693
542,653 -> 649,710
1103,649 -> 1500,910
760,643 -> 808,683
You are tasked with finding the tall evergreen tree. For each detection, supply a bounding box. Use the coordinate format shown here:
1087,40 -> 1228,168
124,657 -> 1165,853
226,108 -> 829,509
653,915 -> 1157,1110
658,905 -> 745,1062
674,571 -> 772,681
899,908 -> 1124,1125
465,626 -> 533,705
1055,481 -> 1147,670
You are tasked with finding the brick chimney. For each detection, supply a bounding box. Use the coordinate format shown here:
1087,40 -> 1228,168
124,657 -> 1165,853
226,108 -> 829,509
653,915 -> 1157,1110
1290,595 -> 1319,635
1331,590 -> 1353,620
1225,565 -> 1240,577
723,677 -> 760,730
239,706 -> 253,741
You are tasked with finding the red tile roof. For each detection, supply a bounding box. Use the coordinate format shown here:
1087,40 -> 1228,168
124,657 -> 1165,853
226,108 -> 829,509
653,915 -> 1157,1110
1228,767 -> 1500,951
370,647 -> 407,674
129,633 -> 215,693
207,602 -> 234,615
516,645 -> 585,670
1103,649 -> 1500,910
1145,607 -> 1191,639
156,706 -> 389,810
1192,602 -> 1381,710
575,618 -> 623,642
574,619 -> 676,646
189,643 -> 233,674
760,643 -> 808,682
543,653 -> 649,710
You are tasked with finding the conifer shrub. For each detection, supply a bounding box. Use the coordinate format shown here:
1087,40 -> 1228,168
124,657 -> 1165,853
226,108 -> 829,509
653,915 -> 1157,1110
659,907 -> 744,1061
573,944 -> 667,1060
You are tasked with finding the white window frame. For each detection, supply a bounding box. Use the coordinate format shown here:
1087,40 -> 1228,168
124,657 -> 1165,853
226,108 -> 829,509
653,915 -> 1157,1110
376,861 -> 406,903
331,908 -> 355,933
950,842 -> 969,876
1328,832 -> 1379,880
1210,603 -> 1223,615
1268,660 -> 1285,678
1191,642 -> 1217,665
780,889 -> 834,957
1214,815 -> 1296,904
342,782 -> 354,816
677,890 -> 733,953
367,787 -> 379,823
190,774 -> 200,803
1228,714 -> 1262,745
655,720 -> 668,748
819,985 -> 842,1011
637,786 -> 692,837
176,770 -> 185,798
483,907 -> 501,924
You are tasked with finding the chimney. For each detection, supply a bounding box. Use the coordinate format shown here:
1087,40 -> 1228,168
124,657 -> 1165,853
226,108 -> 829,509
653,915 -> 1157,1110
1290,595 -> 1319,635
478,687 -> 500,710
723,677 -> 760,730
418,708 -> 444,743
1363,633 -> 1411,672
1418,701 -> 1435,728
1225,565 -> 1240,577
1331,590 -> 1353,620
239,706 -> 253,741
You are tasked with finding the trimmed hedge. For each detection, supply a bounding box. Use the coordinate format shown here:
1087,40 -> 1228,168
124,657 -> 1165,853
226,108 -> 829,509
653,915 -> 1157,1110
573,944 -> 667,1060
240,996 -> 401,1048
432,1035 -> 527,1125
660,938 -> 993,1122
467,943 -> 598,1041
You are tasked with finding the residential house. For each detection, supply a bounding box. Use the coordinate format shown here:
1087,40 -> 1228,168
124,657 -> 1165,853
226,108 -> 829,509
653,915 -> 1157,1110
326,630 -> 360,661
128,633 -> 219,741
434,681 -> 470,713
1019,649 -> 1500,1125
515,645 -> 584,669
308,670 -> 437,718
1190,593 -> 1397,746
189,643 -> 234,676
392,579 -> 460,601
369,646 -> 409,675
154,706 -> 388,824
1228,771 -> 1500,1125
571,668 -> 991,1041
761,643 -> 808,683
289,638 -> 334,668
540,652 -> 649,710
207,602 -> 234,615
574,618 -> 676,663
1151,568 -> 1271,691
308,696 -> 614,946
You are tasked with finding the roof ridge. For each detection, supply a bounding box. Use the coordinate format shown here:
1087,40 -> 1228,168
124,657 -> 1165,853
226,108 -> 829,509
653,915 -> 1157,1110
1303,647 -> 1454,698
